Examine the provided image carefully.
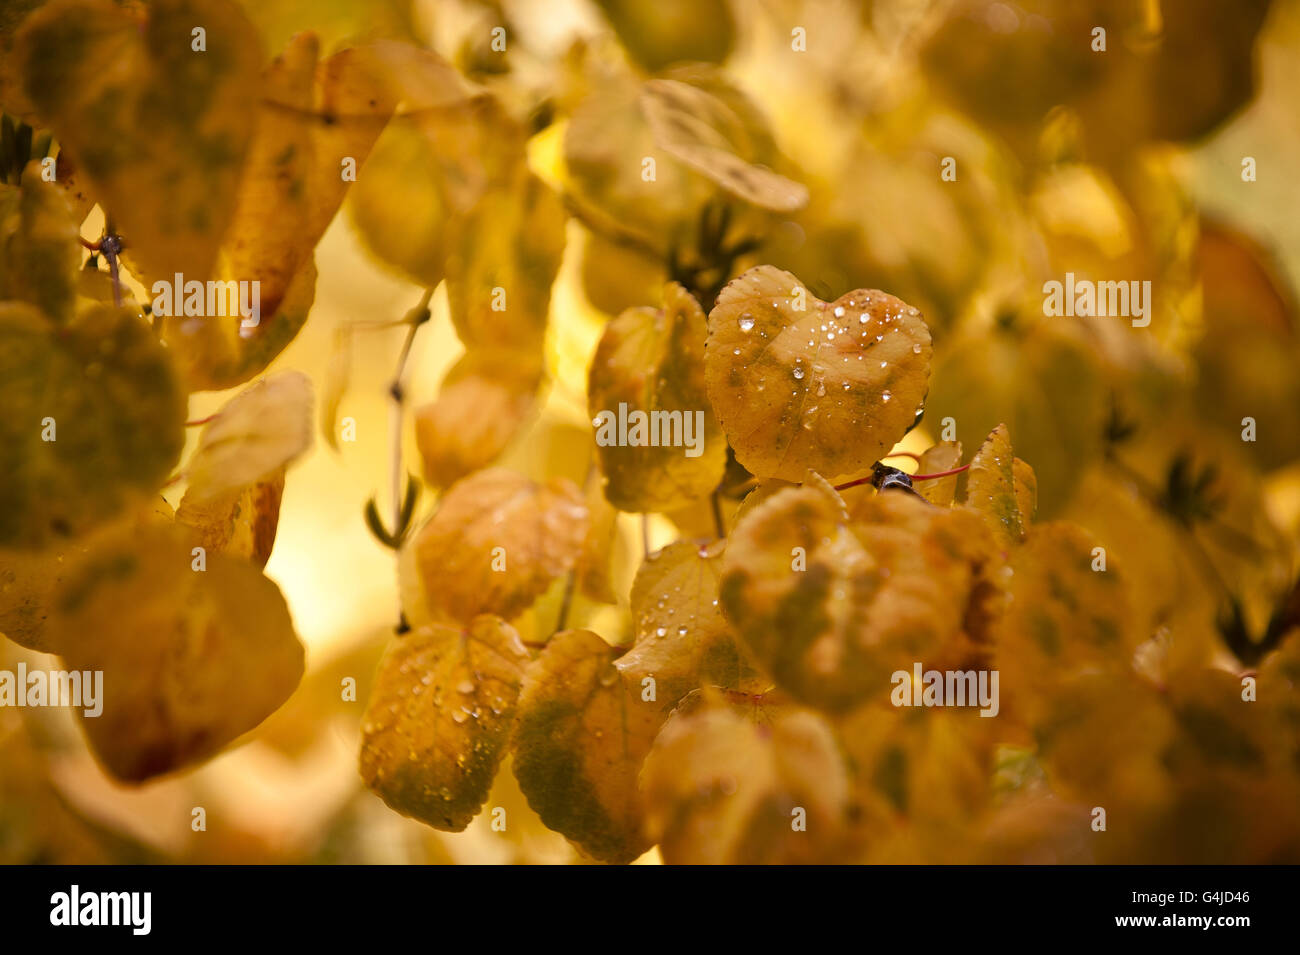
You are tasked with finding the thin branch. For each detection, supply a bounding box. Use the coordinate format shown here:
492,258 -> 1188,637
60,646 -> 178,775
710,491 -> 726,538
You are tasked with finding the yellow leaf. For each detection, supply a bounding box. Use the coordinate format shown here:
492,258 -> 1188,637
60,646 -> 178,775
176,467 -> 284,568
359,616 -> 529,831
720,477 -> 995,710
0,169 -> 78,320
0,302 -> 185,550
624,539 -> 764,699
512,628 -> 666,863
414,349 -> 541,489
964,424 -> 1034,546
641,78 -> 807,212
444,165 -> 566,355
413,468 -> 588,625
184,370 -> 313,503
223,33 -> 395,319
705,265 -> 932,482
915,440 -> 963,506
593,0 -> 734,73
588,282 -> 725,511
161,256 -> 318,392
50,521 -> 304,781
16,0 -> 262,282
641,699 -> 850,864
348,118 -> 447,287
992,521 -> 1142,724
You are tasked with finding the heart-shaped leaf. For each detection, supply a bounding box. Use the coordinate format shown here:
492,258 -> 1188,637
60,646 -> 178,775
512,628 -> 667,864
413,468 -> 588,625
641,697 -> 850,864
964,424 -> 1035,547
184,371 -> 314,504
415,349 -> 541,489
50,520 -> 304,781
0,302 -> 185,550
720,475 -> 995,711
622,539 -> 765,700
16,0 -> 262,283
588,282 -> 725,512
359,615 -> 529,831
705,265 -> 932,483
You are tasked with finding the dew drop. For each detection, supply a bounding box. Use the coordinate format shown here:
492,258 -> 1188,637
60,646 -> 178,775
793,366 -> 805,380
912,343 -> 923,354
833,306 -> 845,318
739,315 -> 755,332
882,391 -> 892,402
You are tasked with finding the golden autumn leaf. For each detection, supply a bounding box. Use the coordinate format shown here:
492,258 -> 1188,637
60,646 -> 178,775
705,266 -> 932,482
720,476 -> 995,711
0,170 -> 78,320
413,468 -> 588,625
348,118 -> 448,287
444,164 -> 566,356
964,424 -> 1036,546
16,0 -> 262,283
588,282 -> 725,512
641,77 -> 807,213
623,538 -> 764,700
0,302 -> 185,550
641,699 -> 851,864
563,75 -> 715,255
359,615 -> 529,831
161,257 -> 318,392
49,521 -> 304,782
176,467 -> 285,568
0,545 -> 64,652
926,323 -> 1107,516
593,0 -> 734,73
414,349 -> 541,489
837,703 -> 998,861
915,440 -> 963,506
184,371 -> 313,503
992,521 -> 1141,723
222,33 -> 394,320
512,628 -> 667,864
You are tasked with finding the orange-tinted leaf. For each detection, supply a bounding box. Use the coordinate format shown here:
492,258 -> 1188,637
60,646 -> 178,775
964,424 -> 1034,546
720,476 -> 994,710
512,628 -> 667,863
589,282 -> 725,511
50,521 -> 304,781
17,0 -> 262,282
415,350 -> 541,489
641,699 -> 850,864
413,468 -> 588,625
359,615 -> 529,831
706,266 -> 932,482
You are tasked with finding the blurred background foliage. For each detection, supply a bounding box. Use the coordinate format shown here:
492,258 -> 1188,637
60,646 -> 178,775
3,0 -> 1300,863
